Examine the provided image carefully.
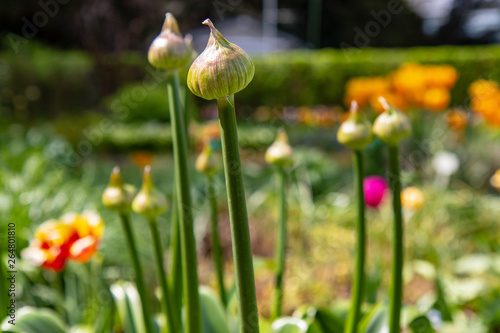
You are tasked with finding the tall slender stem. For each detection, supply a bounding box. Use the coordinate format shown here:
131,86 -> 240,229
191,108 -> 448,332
118,213 -> 154,333
207,175 -> 228,308
273,167 -> 287,319
169,191 -> 183,318
388,145 -> 404,333
167,70 -> 201,333
148,218 -> 180,333
217,95 -> 259,332
344,150 -> 366,333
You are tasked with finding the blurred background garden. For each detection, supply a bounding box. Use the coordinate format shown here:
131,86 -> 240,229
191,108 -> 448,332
2,0 -> 500,332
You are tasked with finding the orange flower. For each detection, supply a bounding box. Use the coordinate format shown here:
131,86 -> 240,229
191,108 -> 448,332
370,93 -> 407,113
469,79 -> 500,127
469,80 -> 499,100
392,63 -> 427,95
425,65 -> 458,89
446,109 -> 468,131
423,87 -> 450,111
345,63 -> 457,112
344,77 -> 390,108
130,151 -> 153,169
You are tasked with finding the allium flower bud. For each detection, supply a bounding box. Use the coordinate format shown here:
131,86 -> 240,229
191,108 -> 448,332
373,97 -> 412,145
102,167 -> 136,213
148,13 -> 193,71
132,166 -> 168,219
195,145 -> 221,176
265,129 -> 294,168
337,101 -> 374,150
187,19 -> 255,100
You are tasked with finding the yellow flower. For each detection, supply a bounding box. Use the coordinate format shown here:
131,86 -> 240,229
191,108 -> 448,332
401,187 -> 425,211
490,169 -> 500,192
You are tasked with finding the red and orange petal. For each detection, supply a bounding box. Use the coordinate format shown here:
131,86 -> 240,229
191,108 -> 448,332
70,236 -> 98,263
84,211 -> 105,239
61,213 -> 88,240
42,246 -> 67,272
35,219 -> 76,249
22,245 -> 67,272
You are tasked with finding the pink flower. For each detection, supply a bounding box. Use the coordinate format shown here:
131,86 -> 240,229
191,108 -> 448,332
363,176 -> 388,208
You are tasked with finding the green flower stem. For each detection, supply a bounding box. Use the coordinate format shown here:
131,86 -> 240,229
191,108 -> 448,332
167,70 -> 201,333
217,95 -> 259,332
169,191 -> 184,318
344,150 -> 366,333
273,167 -> 287,319
148,218 -> 180,333
388,145 -> 404,333
184,88 -> 192,151
207,174 -> 227,308
118,213 -> 154,333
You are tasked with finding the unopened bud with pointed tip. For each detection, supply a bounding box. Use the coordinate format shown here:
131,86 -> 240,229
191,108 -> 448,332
196,145 -> 221,176
148,13 -> 193,71
132,166 -> 168,219
265,129 -> 294,168
187,19 -> 255,100
102,167 -> 136,213
337,100 -> 374,150
373,97 -> 412,145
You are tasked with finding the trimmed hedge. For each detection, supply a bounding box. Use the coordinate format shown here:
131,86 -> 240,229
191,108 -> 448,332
239,45 -> 500,108
4,41 -> 500,121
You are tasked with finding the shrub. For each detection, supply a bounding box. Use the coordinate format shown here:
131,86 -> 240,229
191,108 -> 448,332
237,45 -> 500,108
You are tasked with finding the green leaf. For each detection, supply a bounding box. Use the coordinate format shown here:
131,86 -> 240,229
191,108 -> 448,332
271,317 -> 309,333
488,308 -> 500,332
1,306 -> 67,333
357,302 -> 388,333
409,315 -> 435,333
314,308 -> 344,333
199,286 -> 231,333
432,277 -> 452,322
306,321 -> 325,333
110,281 -> 145,333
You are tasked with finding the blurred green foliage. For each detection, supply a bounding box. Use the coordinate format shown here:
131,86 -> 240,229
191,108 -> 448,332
243,45 -> 500,107
4,41 -> 500,124
0,41 -> 96,121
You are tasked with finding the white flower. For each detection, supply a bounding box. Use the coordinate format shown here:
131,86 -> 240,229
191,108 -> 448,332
432,151 -> 460,176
